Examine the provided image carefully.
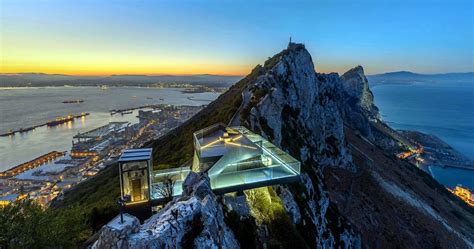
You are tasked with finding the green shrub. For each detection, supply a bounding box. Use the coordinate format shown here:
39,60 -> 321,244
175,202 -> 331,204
0,200 -> 90,248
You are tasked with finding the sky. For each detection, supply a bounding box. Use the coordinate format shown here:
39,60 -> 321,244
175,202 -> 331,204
0,0 -> 473,76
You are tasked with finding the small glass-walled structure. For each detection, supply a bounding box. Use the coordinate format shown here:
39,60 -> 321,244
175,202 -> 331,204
118,148 -> 152,204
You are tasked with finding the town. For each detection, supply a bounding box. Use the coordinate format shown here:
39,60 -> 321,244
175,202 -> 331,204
0,104 -> 204,207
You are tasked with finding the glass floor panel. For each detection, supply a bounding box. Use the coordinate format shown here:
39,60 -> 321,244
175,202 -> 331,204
210,164 -> 297,190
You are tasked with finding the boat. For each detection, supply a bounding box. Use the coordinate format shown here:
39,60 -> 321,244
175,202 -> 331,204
47,114 -> 74,126
74,112 -> 90,118
18,127 -> 35,133
62,100 -> 84,104
121,111 -> 133,115
100,85 -> 109,90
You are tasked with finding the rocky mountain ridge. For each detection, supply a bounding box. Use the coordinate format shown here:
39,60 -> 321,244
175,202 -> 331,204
93,43 -> 474,248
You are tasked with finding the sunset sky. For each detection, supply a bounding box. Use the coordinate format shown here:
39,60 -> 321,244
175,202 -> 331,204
1,0 -> 473,76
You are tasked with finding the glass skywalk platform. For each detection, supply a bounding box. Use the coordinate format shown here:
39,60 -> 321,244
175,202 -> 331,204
192,124 -> 300,193
123,124 -> 301,205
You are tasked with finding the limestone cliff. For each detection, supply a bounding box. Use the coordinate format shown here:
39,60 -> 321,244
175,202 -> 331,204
242,43 -> 361,248
239,43 -> 473,248
93,172 -> 239,249
339,65 -> 381,139
340,65 -> 380,121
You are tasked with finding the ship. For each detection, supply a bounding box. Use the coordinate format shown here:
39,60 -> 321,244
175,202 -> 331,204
0,129 -> 15,137
18,127 -> 35,133
46,112 -> 89,127
121,110 -> 133,115
47,114 -> 74,126
62,100 -> 84,104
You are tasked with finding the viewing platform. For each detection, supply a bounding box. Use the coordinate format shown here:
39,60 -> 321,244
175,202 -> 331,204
118,124 -> 301,206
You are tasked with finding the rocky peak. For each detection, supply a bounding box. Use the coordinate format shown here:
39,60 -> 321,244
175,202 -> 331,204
341,65 -> 380,121
245,43 -> 352,170
241,44 -> 360,248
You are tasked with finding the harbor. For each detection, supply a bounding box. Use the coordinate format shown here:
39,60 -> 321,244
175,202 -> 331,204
0,104 -> 205,207
0,86 -> 219,207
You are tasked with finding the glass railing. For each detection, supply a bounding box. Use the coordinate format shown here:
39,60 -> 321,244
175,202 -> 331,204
151,167 -> 190,185
151,182 -> 184,198
150,167 -> 191,199
210,163 -> 297,190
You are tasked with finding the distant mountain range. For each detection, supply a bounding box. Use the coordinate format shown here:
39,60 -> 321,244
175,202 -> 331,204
0,73 -> 242,87
1,71 -> 472,88
367,71 -> 474,85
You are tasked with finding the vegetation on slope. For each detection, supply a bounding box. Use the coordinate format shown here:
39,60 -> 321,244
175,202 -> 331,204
0,200 -> 90,248
244,187 -> 308,249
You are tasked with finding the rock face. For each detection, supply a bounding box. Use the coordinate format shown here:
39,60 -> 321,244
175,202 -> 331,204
93,172 -> 239,249
340,65 -> 380,121
339,65 -> 381,139
239,43 -> 473,248
92,214 -> 141,249
245,43 -> 353,171
242,43 -> 361,248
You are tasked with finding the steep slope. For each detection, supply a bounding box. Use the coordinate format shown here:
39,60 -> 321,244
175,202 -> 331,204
330,127 -> 474,248
239,43 -> 474,248
339,66 -> 381,139
241,43 -> 361,247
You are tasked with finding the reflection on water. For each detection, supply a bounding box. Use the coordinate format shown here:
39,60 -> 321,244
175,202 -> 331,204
0,111 -> 140,171
0,87 -> 220,171
429,166 -> 474,190
372,82 -> 474,189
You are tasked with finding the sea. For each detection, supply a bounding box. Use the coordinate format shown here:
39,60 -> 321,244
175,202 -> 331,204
0,86 -> 219,172
372,81 -> 474,189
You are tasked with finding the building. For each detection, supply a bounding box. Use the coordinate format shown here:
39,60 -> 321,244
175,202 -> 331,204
0,194 -> 18,207
448,185 -> 474,206
72,122 -> 129,158
118,149 -> 153,204
118,124 -> 301,205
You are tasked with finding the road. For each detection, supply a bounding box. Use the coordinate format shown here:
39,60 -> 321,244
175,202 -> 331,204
229,88 -> 250,127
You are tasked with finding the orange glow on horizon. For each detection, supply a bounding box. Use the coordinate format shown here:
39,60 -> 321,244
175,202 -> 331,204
0,67 -> 248,76
1,64 -> 347,77
0,57 -> 251,77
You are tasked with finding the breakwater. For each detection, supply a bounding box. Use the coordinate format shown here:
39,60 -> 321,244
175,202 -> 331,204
0,113 -> 89,137
0,151 -> 66,178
